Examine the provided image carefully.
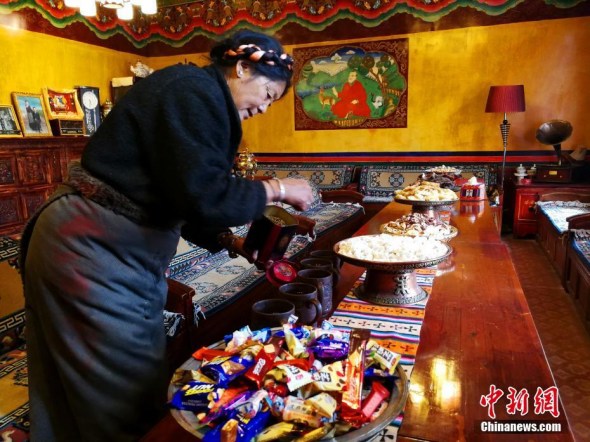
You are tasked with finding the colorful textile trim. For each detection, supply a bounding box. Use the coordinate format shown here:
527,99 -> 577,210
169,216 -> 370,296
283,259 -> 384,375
2,0 -> 575,48
329,267 -> 435,439
358,163 -> 496,200
255,163 -> 355,190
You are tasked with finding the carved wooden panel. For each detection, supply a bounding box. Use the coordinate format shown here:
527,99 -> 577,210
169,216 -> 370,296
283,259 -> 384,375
0,193 -> 21,227
17,153 -> 48,186
0,156 -> 17,186
0,138 -> 87,236
21,187 -> 54,220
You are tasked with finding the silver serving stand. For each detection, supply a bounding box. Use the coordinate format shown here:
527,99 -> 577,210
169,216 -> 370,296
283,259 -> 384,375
334,236 -> 453,306
394,196 -> 457,222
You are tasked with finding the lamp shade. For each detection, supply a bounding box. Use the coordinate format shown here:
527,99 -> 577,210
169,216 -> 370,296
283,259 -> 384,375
485,85 -> 526,113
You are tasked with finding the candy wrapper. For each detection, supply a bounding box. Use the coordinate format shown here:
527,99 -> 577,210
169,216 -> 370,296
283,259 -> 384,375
203,409 -> 271,442
365,340 -> 401,375
340,328 -> 370,427
293,424 -> 334,442
310,360 -> 346,392
244,347 -> 275,388
200,350 -> 258,387
305,393 -> 338,418
200,386 -> 251,424
170,381 -> 224,412
256,422 -> 301,442
361,381 -> 391,421
282,396 -> 324,428
172,326 -> 399,441
309,338 -> 349,361
277,364 -> 313,392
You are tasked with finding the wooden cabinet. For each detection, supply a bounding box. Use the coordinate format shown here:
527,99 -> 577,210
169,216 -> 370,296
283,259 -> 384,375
504,180 -> 590,237
0,137 -> 87,236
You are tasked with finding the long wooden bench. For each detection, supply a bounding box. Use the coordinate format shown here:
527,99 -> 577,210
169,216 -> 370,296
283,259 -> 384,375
563,214 -> 590,333
536,191 -> 590,279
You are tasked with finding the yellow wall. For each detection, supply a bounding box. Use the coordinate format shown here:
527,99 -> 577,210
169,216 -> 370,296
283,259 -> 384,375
0,22 -> 146,105
151,16 -> 590,155
2,16 -> 589,155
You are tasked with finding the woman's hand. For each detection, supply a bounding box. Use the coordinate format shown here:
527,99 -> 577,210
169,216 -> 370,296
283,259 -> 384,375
281,177 -> 314,211
263,177 -> 314,211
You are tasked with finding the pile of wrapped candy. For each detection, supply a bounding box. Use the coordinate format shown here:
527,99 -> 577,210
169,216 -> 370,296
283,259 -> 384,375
169,324 -> 402,442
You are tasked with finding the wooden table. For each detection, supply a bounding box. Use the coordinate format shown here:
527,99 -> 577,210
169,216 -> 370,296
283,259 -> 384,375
142,199 -> 574,442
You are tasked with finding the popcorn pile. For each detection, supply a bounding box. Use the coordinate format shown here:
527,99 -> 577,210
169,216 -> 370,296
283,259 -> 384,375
170,324 -> 401,442
395,181 -> 458,202
380,213 -> 454,240
336,234 -> 448,262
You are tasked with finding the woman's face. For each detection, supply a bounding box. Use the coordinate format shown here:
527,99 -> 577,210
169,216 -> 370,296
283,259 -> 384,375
227,61 -> 287,121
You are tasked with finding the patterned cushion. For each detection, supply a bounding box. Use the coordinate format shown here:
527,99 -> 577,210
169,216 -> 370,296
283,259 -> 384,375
572,230 -> 590,268
537,201 -> 590,234
255,164 -> 355,190
359,164 -> 496,202
289,174 -> 322,210
166,225 -> 249,278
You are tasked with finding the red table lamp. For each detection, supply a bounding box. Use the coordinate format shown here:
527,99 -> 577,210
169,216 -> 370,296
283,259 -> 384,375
485,85 -> 526,190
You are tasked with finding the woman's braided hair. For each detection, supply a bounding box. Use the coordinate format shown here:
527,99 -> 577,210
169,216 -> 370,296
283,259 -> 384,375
210,30 -> 294,91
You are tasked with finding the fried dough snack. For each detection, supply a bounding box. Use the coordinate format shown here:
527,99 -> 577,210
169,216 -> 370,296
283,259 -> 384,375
380,213 -> 452,239
395,181 -> 457,202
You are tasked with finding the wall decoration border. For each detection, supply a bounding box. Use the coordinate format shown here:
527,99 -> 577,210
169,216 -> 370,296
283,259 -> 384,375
0,0 -> 588,50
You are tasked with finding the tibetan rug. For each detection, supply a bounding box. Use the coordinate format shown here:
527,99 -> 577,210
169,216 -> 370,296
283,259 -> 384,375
0,309 -> 29,441
328,267 -> 435,441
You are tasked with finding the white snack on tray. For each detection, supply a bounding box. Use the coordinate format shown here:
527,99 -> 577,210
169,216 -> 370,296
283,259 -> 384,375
426,165 -> 462,175
337,234 -> 448,262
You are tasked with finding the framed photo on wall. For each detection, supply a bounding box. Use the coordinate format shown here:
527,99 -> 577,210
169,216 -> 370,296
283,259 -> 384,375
0,104 -> 22,137
11,92 -> 52,137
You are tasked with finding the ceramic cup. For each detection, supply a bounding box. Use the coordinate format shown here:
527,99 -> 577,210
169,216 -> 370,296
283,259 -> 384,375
250,298 -> 296,330
278,282 -> 322,326
300,257 -> 339,285
309,249 -> 342,271
297,268 -> 333,318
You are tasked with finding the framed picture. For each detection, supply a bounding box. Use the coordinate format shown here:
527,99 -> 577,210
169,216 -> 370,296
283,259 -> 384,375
293,39 -> 409,130
42,87 -> 84,120
11,92 -> 52,137
0,104 -> 22,137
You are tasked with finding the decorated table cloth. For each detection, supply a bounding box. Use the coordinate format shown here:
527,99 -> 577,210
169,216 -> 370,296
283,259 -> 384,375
328,268 -> 435,441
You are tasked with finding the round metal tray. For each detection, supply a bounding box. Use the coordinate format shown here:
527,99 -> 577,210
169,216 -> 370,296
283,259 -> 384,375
333,235 -> 452,272
168,329 -> 409,441
333,236 -> 452,305
394,196 -> 457,207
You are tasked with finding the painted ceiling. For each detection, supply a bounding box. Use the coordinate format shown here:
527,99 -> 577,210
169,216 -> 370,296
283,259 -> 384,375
1,0 -> 589,55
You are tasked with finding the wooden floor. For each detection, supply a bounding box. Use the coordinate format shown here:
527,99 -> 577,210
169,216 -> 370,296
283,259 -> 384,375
504,236 -> 590,442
